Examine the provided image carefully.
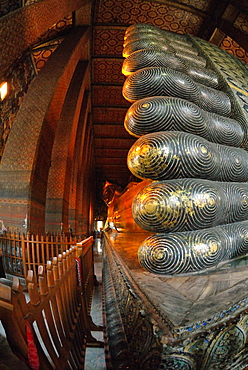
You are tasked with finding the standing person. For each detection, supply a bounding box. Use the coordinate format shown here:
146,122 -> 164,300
0,219 -> 6,278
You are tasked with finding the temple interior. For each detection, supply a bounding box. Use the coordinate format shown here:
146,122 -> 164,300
0,0 -> 248,369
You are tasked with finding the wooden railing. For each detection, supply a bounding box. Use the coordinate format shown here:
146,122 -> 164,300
78,239 -> 95,312
1,232 -> 80,280
0,239 -> 103,369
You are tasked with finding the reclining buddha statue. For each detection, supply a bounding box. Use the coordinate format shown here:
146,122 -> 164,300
102,23 -> 248,370
106,22 -> 248,277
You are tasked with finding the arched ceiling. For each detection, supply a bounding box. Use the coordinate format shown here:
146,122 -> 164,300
0,0 -> 247,195
91,0 -> 248,191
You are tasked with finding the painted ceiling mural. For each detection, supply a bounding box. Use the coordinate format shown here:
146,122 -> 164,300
0,14 -> 73,161
95,0 -> 204,33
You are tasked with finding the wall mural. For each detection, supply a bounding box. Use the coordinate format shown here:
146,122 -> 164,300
31,39 -> 63,73
104,22 -> 248,369
0,15 -> 73,162
32,14 -> 73,73
0,54 -> 36,160
0,0 -> 22,17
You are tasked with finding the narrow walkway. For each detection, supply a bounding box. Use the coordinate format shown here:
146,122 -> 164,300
84,238 -> 106,370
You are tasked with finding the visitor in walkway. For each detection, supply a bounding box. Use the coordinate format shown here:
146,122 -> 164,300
0,219 -> 6,278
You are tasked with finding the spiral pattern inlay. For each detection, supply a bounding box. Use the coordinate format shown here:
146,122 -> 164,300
124,32 -> 193,50
138,220 -> 248,275
127,131 -> 248,181
124,96 -> 244,147
123,39 -> 207,67
124,23 -> 193,47
132,179 -> 248,233
122,49 -> 219,88
124,25 -> 198,48
123,67 -> 231,116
